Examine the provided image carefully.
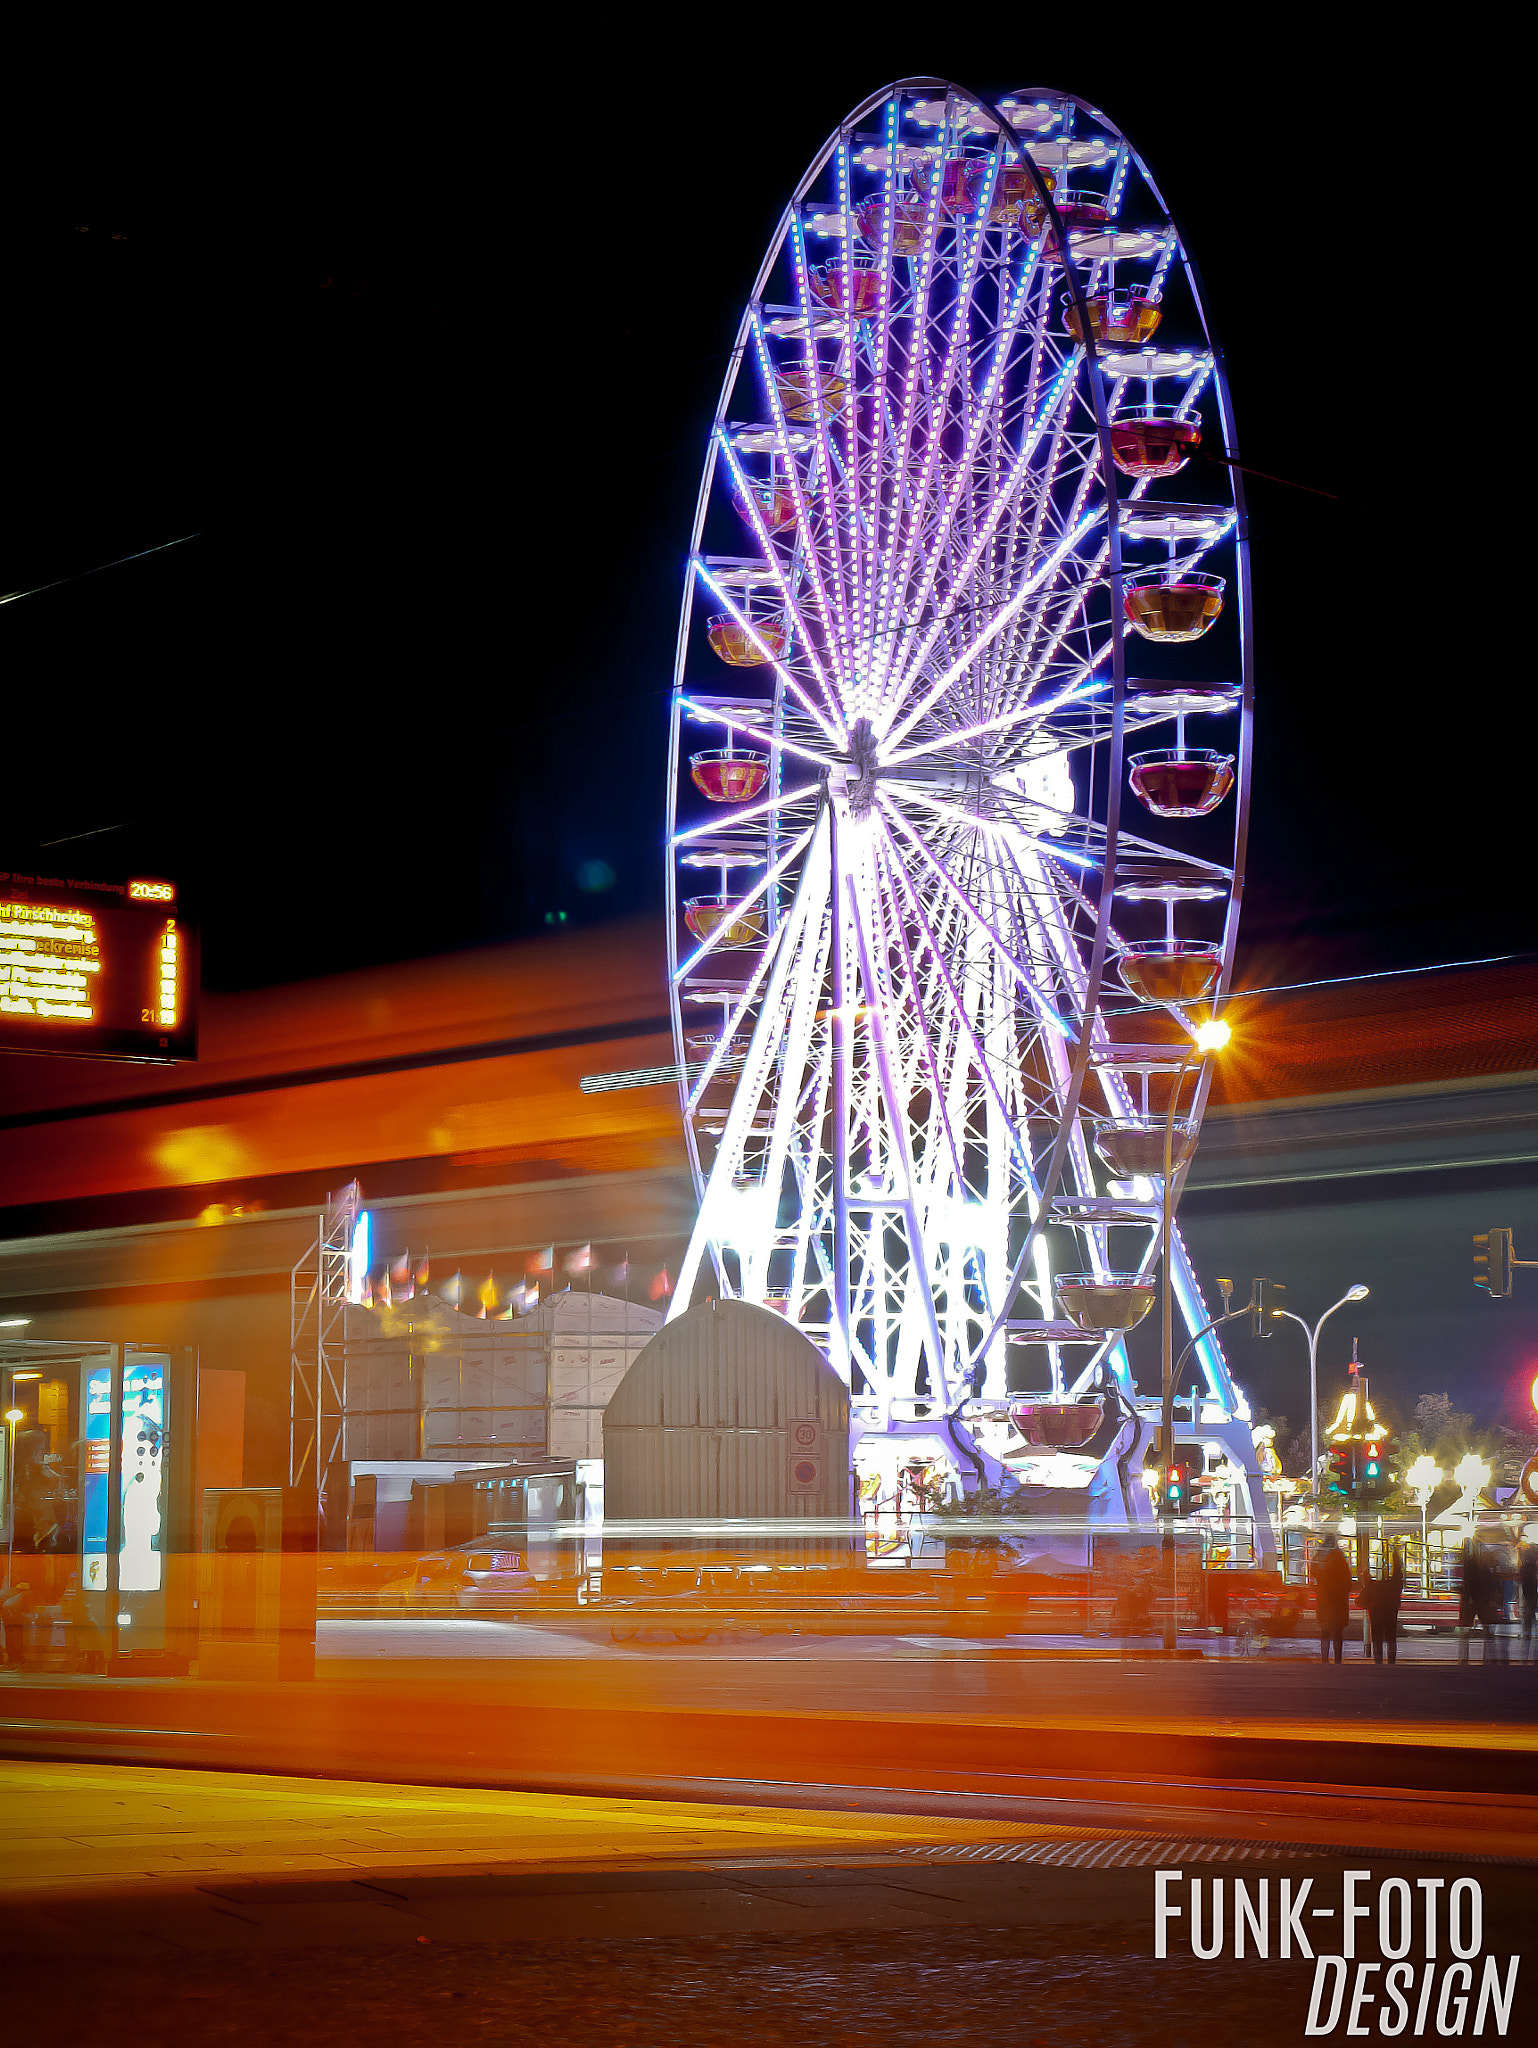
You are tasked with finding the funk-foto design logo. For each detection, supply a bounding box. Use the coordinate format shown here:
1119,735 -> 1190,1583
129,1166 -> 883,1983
1155,1871 -> 1520,2036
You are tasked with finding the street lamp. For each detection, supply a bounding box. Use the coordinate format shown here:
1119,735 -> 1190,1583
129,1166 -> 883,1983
1453,1451 -> 1491,1528
1405,1454 -> 1442,1595
1157,1015 -> 1231,1650
1272,1284 -> 1370,1517
3,1401 -> 23,1592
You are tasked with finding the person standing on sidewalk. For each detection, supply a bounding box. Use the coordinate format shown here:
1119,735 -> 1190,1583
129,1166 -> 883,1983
1311,1534 -> 1351,1663
1363,1543 -> 1405,1665
1519,1540 -> 1537,1665
1458,1539 -> 1481,1665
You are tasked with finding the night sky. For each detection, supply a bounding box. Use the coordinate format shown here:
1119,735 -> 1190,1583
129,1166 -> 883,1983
4,33 -> 1529,1423
5,30 -> 1517,991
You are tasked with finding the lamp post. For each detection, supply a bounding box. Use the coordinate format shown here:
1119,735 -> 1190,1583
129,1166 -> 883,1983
3,1398 -> 23,1592
1272,1286 -> 1370,1521
1405,1454 -> 1441,1595
1452,1451 -> 1491,1531
1157,1016 -> 1230,1650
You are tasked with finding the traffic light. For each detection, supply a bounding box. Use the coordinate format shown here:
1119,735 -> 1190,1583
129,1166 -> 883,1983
1473,1228 -> 1514,1298
1325,1445 -> 1352,1496
1342,1430 -> 1394,1501
1250,1277 -> 1286,1337
1162,1464 -> 1191,1516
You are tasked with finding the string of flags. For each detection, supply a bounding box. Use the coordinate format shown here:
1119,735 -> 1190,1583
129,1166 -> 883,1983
352,1244 -> 670,1315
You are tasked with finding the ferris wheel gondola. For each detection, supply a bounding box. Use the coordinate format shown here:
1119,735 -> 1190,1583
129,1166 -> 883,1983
663,79 -> 1255,1503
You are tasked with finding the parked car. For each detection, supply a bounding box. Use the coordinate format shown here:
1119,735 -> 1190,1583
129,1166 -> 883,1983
376,1543 -> 538,1616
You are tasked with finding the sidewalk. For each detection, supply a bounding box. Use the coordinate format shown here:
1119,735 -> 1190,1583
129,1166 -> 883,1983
0,1758 -> 1052,1904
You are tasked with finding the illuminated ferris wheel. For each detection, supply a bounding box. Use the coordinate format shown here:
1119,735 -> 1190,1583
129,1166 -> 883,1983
664,79 -> 1253,1477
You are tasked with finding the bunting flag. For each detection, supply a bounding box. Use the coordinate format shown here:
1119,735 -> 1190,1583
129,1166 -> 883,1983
526,1245 -> 554,1274
649,1267 -> 672,1301
438,1271 -> 463,1308
610,1259 -> 630,1287
376,1270 -> 393,1309
477,1271 -> 499,1312
390,1252 -> 413,1300
415,1252 -> 430,1289
563,1244 -> 593,1274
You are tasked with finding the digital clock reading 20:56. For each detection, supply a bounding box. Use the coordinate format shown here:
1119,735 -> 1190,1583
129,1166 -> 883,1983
0,873 -> 197,1063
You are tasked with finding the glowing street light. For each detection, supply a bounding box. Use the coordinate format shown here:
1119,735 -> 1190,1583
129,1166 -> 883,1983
1406,1455 -> 1443,1595
1454,1451 -> 1491,1497
1406,1454 -> 1442,1498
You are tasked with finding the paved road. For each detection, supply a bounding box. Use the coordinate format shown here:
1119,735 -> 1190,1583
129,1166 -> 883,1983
2,1758 -> 1534,2045
3,1744 -> 1531,2048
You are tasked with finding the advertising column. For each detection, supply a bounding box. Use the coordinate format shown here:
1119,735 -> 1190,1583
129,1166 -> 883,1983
79,1349 -> 195,1668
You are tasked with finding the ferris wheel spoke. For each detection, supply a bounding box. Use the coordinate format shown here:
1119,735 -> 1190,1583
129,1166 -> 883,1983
863,101 -> 904,666
869,156 -> 1020,696
843,864 -> 961,1389
671,821 -> 817,988
879,798 -> 1078,1046
883,497 -> 1109,754
677,693 -> 833,774
869,151 -> 950,674
858,847 -> 968,1194
711,430 -> 842,722
784,222 -> 859,670
742,310 -> 850,701
674,813 -> 832,1304
875,824 -> 1038,1193
882,347 -> 1081,724
672,779 -> 821,846
682,811 -> 829,1114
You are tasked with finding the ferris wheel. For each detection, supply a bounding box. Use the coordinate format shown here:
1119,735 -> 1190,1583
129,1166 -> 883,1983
664,79 -> 1253,1475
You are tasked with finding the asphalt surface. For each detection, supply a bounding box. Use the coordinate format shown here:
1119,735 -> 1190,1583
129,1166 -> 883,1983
2,1760 -> 1534,2045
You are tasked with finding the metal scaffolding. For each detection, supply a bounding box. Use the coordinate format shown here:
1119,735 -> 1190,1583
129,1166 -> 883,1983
288,1180 -> 359,1491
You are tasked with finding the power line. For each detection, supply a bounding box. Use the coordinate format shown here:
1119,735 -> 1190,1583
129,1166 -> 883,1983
0,532 -> 202,609
1228,953 -> 1538,1002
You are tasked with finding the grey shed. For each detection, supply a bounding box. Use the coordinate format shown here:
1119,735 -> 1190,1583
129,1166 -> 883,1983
603,1298 -> 853,1539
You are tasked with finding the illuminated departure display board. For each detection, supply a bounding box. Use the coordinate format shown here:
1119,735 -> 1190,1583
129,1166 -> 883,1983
0,870 -> 197,1062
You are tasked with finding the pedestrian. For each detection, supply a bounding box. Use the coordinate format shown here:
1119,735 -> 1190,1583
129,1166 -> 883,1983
1457,1539 -> 1480,1665
1363,1543 -> 1405,1666
1520,1540 -> 1537,1666
1310,1533 -> 1351,1664
1480,1544 -> 1510,1666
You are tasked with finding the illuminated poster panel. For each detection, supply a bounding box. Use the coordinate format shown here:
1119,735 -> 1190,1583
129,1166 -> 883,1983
81,1362 -> 114,1593
80,1352 -> 172,1650
119,1359 -> 167,1594
0,870 -> 196,1061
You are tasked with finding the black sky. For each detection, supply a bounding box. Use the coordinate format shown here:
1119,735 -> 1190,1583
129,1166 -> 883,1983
2,26 -> 1519,994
